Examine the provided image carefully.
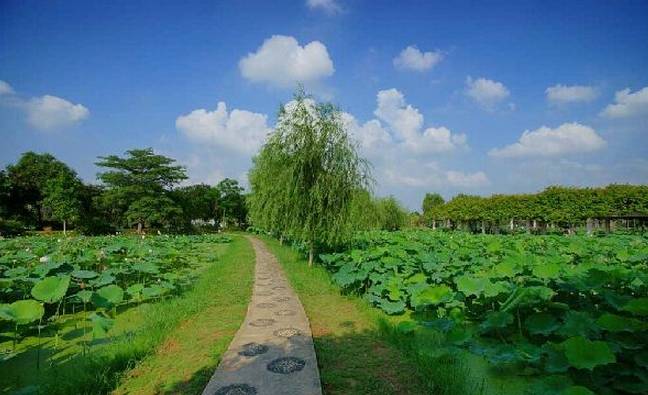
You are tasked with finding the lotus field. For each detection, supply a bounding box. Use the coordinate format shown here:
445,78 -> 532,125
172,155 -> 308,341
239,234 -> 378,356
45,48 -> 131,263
0,234 -> 231,365
320,230 -> 648,394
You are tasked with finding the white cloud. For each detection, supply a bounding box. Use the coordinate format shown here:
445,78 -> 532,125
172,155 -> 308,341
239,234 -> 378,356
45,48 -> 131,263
0,80 -> 14,95
373,88 -> 467,153
384,162 -> 489,189
26,95 -> 89,130
445,170 -> 490,187
545,84 -> 598,104
465,77 -> 510,108
489,122 -> 606,158
176,102 -> 270,154
306,0 -> 342,14
600,86 -> 648,118
341,112 -> 391,154
393,46 -> 443,72
374,88 -> 423,139
239,35 -> 334,88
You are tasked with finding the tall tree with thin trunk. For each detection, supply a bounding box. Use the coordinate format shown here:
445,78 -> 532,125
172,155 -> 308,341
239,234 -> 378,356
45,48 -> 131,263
248,89 -> 371,266
42,172 -> 82,235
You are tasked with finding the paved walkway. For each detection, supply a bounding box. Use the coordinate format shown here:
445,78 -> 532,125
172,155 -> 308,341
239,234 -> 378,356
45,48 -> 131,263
202,237 -> 322,395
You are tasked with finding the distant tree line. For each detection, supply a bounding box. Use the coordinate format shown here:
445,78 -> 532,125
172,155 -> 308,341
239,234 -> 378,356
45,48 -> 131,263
420,185 -> 648,234
0,149 -> 247,236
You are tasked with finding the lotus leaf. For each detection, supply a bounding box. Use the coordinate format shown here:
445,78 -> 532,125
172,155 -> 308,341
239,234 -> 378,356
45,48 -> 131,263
623,298 -> 648,316
456,275 -> 487,297
562,336 -> 615,370
379,299 -> 405,315
76,290 -> 93,304
596,312 -> 646,332
525,312 -> 560,335
31,275 -> 70,303
7,300 -> 44,325
480,311 -> 514,331
71,270 -> 98,279
410,285 -> 453,309
89,312 -> 114,338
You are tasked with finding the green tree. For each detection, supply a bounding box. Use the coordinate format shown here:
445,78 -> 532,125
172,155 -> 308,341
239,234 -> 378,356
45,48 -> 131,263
248,89 -> 370,265
76,184 -> 116,235
96,148 -> 187,232
172,184 -> 220,223
376,196 -> 408,231
125,196 -> 183,230
421,192 -> 445,227
6,152 -> 78,228
42,172 -> 82,235
216,178 -> 247,227
348,189 -> 381,231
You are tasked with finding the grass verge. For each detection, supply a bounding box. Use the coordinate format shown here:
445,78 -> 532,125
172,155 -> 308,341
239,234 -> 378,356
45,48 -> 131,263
2,234 -> 255,395
112,234 -> 255,394
259,236 -> 479,395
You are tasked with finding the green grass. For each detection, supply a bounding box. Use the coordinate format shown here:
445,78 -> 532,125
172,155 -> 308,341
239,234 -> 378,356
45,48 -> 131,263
1,234 -> 255,395
260,236 -> 480,395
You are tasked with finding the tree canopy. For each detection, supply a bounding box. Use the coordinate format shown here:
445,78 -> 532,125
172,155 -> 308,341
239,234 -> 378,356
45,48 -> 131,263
424,184 -> 648,230
42,171 -> 83,234
172,184 -> 220,222
5,152 -> 78,227
96,148 -> 187,232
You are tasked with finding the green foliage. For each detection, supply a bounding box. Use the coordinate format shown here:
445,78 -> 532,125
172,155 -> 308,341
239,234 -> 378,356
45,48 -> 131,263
1,235 -> 231,312
248,89 -> 370,254
426,184 -> 648,231
171,184 -> 220,222
31,276 -> 70,303
7,299 -> 44,325
96,148 -> 187,231
320,229 -> 648,393
375,196 -> 408,231
562,336 -> 616,370
216,178 -> 247,227
5,152 -> 79,228
125,195 -> 183,230
421,192 -> 444,225
42,171 -> 83,232
94,284 -> 124,308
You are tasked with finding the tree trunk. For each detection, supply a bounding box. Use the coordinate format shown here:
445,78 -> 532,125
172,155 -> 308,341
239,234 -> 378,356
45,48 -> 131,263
137,222 -> 142,234
308,244 -> 314,267
533,219 -> 537,230
63,220 -> 67,236
481,221 -> 485,234
509,219 -> 514,231
279,235 -> 284,245
586,218 -> 593,235
432,220 -> 436,230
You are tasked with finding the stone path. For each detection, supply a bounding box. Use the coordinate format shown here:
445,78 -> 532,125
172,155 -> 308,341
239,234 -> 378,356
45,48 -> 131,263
202,236 -> 322,395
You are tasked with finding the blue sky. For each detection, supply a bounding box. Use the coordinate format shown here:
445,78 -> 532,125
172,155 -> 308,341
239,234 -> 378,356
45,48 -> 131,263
1,0 -> 647,209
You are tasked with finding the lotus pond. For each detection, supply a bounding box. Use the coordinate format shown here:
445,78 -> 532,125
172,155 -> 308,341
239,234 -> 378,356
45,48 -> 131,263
320,230 -> 648,395
0,233 -> 232,393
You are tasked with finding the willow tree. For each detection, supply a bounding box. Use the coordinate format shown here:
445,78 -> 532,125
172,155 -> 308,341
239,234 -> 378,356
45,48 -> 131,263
248,89 -> 370,265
